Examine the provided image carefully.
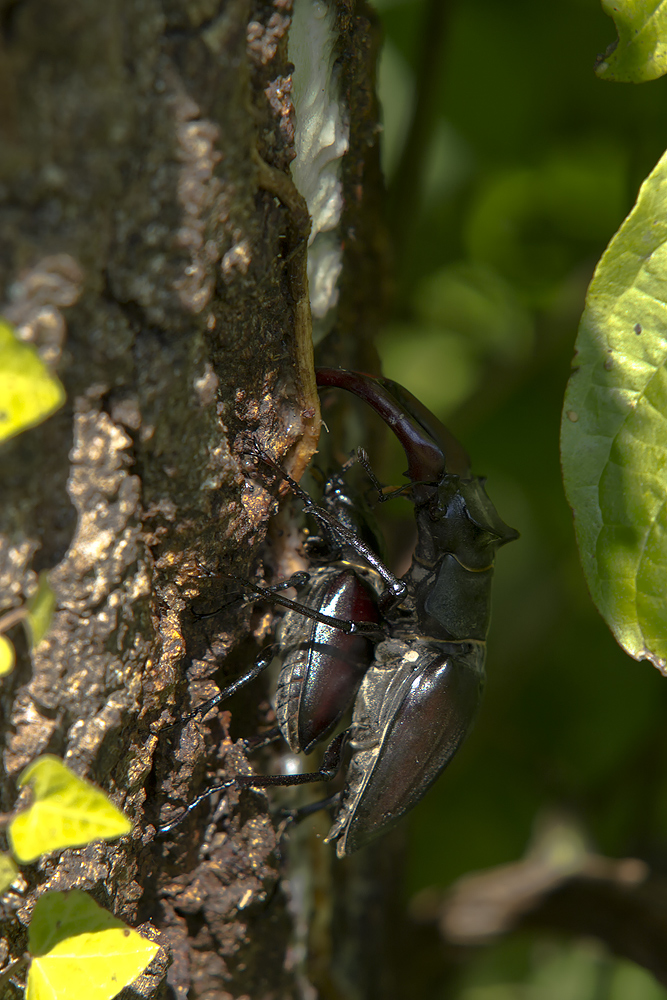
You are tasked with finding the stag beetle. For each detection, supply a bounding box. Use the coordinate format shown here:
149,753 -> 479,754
159,456 -> 401,833
315,369 -> 518,855
162,371 -> 517,856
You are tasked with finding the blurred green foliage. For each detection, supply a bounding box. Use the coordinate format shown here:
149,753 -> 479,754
370,0 -> 667,994
458,937 -> 667,1000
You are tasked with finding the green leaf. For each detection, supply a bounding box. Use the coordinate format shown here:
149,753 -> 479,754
0,317 -> 65,443
8,756 -> 131,863
0,852 -> 19,894
596,0 -> 667,83
561,148 -> 667,672
27,891 -> 159,1000
0,634 -> 15,677
24,572 -> 56,648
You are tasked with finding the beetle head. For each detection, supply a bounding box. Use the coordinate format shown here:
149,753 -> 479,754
420,475 -> 518,568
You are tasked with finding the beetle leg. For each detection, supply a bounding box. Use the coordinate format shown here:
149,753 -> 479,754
169,584 -> 383,734
194,571 -> 386,636
356,447 -> 386,500
300,501 -> 406,600
191,571 -> 311,621
189,562 -> 385,637
168,579 -> 382,736
238,582 -> 385,637
163,646 -> 277,730
158,734 -> 347,835
235,729 -> 348,787
356,447 -> 434,504
278,790 -> 341,824
261,571 -> 311,592
243,726 -> 282,751
158,778 -> 236,834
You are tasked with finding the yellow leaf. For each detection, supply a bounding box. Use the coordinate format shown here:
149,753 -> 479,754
27,891 -> 159,1000
0,634 -> 15,677
9,756 -> 131,863
0,317 -> 65,442
0,852 -> 19,894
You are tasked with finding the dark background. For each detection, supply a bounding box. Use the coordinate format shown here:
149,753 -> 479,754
366,0 -> 667,994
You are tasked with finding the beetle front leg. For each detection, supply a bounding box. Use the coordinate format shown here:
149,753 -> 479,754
163,646 -> 278,730
191,571 -> 311,621
300,501 -> 406,601
356,447 -> 431,504
219,576 -> 385,638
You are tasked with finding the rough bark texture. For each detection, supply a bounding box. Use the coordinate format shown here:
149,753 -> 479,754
0,1 -> 399,997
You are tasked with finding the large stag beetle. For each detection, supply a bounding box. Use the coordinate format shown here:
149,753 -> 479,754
161,370 -> 517,856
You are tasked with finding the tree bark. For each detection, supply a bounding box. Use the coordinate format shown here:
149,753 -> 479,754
0,1 -> 398,997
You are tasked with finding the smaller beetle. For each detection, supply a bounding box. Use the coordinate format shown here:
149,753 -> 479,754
159,456 -> 398,834
270,463 -> 389,756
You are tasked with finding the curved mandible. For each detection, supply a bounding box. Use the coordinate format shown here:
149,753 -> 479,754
379,376 -> 471,478
315,368 -> 470,481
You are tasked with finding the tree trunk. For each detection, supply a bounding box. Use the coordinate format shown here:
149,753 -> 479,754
0,1 -> 404,997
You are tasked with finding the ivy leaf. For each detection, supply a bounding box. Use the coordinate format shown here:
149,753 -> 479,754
0,852 -> 19,894
561,148 -> 667,672
596,0 -> 667,83
8,756 -> 131,863
0,317 -> 65,442
27,890 -> 159,1000
0,634 -> 15,677
24,572 -> 56,648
